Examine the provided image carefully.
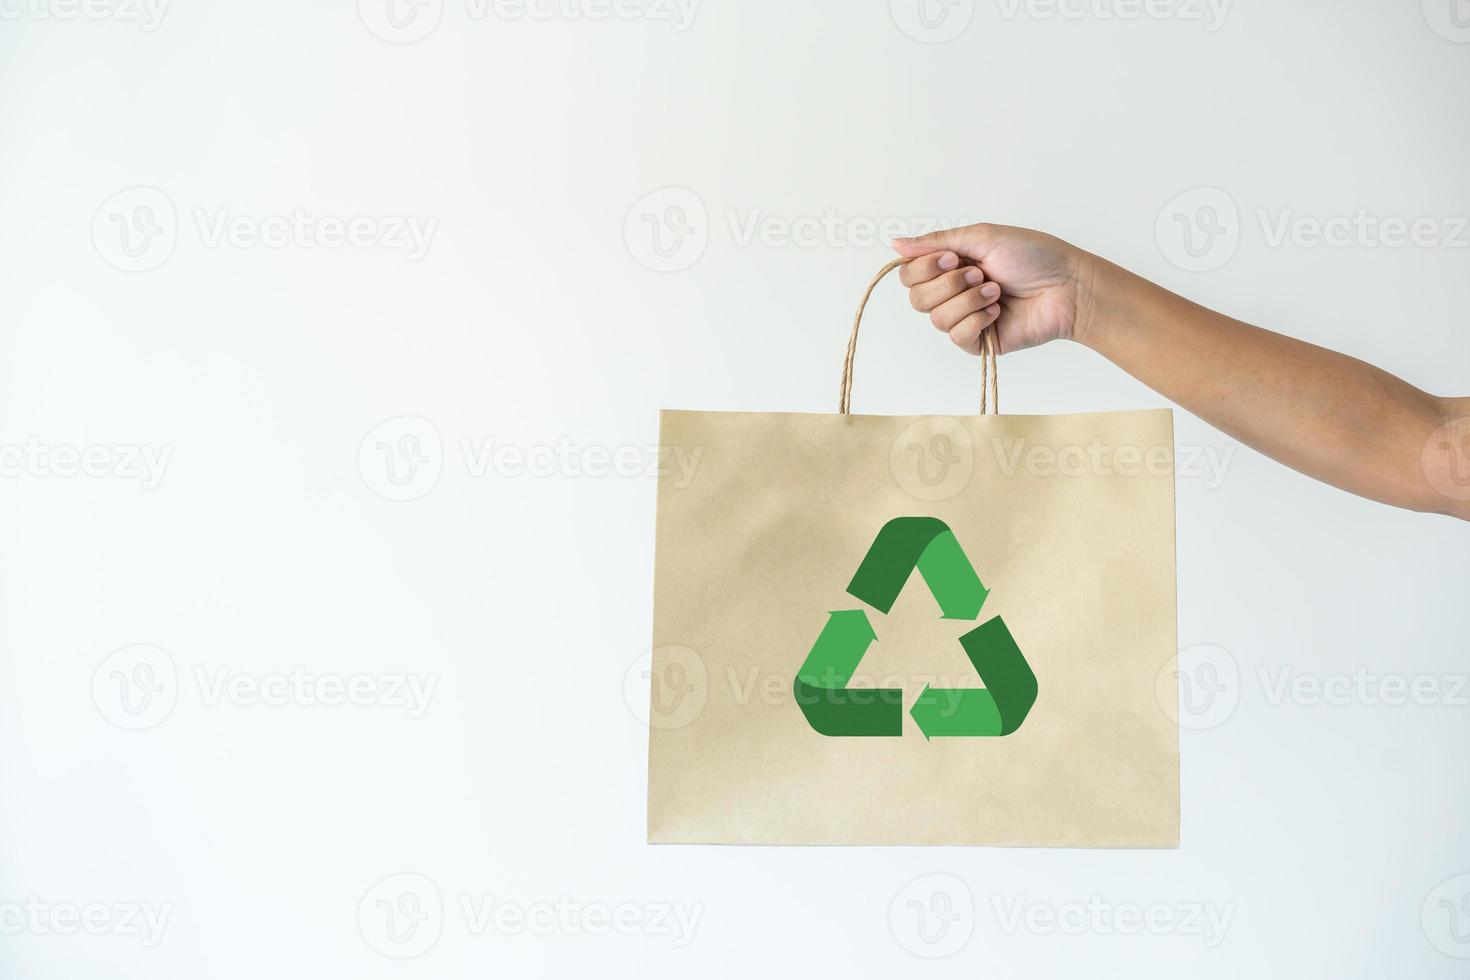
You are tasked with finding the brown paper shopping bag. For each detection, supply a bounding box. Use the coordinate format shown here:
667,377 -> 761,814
647,259 -> 1179,847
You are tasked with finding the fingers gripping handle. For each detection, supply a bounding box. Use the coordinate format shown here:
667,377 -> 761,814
838,258 -> 999,415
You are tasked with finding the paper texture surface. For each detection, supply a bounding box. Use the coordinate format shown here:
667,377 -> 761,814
648,409 -> 1179,847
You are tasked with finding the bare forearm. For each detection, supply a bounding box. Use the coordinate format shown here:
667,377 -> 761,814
1075,256 -> 1469,519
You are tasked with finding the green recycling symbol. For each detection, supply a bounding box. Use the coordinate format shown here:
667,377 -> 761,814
794,517 -> 1038,739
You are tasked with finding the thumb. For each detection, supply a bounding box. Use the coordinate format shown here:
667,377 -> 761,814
891,222 -> 1000,261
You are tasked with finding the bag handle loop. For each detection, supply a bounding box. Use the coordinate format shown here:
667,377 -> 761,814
839,257 -> 999,415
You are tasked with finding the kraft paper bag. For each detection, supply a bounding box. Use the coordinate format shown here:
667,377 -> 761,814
647,260 -> 1179,847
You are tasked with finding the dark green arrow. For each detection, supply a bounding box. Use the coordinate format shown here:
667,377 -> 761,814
846,517 -> 988,620
793,610 -> 903,736
909,616 -> 1038,739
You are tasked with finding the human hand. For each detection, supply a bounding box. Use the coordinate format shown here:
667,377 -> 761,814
892,223 -> 1094,355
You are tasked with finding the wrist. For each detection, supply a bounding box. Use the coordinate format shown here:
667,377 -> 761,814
1068,249 -> 1109,349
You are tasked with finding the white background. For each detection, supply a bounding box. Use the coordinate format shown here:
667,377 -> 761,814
1,0 -> 1468,976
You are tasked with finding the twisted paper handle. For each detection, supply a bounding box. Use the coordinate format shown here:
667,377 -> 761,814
839,257 -> 998,415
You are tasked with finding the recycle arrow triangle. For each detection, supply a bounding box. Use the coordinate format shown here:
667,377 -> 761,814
793,517 -> 1038,739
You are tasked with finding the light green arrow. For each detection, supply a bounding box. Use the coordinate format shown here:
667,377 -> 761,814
793,610 -> 903,736
909,687 -> 1004,738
